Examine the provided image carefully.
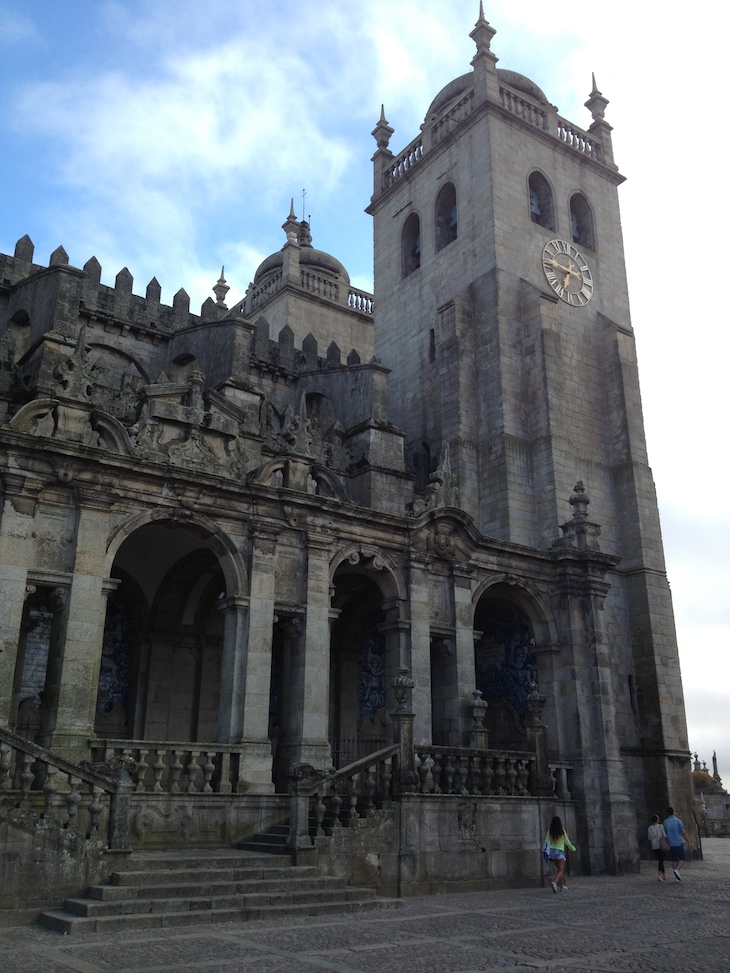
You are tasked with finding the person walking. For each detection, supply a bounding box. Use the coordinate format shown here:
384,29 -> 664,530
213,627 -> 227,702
544,815 -> 576,892
648,814 -> 668,881
663,806 -> 689,881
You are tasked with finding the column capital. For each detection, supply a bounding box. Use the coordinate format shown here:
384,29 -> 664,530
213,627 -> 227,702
216,594 -> 249,614
251,523 -> 280,556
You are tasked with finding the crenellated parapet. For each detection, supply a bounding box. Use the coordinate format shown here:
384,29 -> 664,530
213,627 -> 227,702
0,236 -> 235,347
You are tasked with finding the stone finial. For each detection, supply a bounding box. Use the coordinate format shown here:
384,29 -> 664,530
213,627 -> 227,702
713,750 -> 722,783
298,221 -> 312,248
429,441 -> 459,509
53,323 -> 93,402
585,74 -> 615,167
470,1 -> 497,58
554,480 -> 602,552
213,266 -> 229,308
470,689 -> 488,727
525,681 -> 546,729
371,105 -> 394,152
14,234 -> 34,262
392,666 -> 415,714
585,74 -> 610,122
50,245 -> 69,267
569,480 -> 590,520
282,199 -> 300,243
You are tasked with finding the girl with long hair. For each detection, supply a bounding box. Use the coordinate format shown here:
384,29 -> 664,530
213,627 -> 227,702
544,815 -> 576,892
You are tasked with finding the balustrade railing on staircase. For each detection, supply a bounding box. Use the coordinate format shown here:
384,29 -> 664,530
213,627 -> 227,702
0,726 -> 131,850
414,746 -> 536,796
289,737 -> 573,852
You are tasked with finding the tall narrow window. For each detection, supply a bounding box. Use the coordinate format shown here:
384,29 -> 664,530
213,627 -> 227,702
570,192 -> 595,250
528,171 -> 554,229
402,212 -> 421,276
435,182 -> 457,251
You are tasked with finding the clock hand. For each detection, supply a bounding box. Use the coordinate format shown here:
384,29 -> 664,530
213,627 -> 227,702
546,256 -> 582,280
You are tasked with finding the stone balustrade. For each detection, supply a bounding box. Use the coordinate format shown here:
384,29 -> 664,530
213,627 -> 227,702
498,86 -> 549,132
249,270 -> 284,311
382,136 -> 424,191
300,269 -> 339,302
431,90 -> 475,147
414,746 -> 536,796
556,118 -> 602,160
90,740 -> 246,795
0,726 -> 126,847
347,287 -> 375,316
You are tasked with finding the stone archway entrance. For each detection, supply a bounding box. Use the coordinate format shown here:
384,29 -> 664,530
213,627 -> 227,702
474,586 -> 539,750
329,551 -> 407,769
105,520 -> 228,743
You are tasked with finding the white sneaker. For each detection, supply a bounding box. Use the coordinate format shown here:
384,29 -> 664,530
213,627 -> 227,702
551,881 -> 558,893
673,869 -> 681,882
561,884 -> 568,891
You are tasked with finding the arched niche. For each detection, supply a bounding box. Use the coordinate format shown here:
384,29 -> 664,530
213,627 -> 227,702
435,182 -> 457,250
528,170 -> 554,229
401,212 -> 421,276
570,192 -> 595,250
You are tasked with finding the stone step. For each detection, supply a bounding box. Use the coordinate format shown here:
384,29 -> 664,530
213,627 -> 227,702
37,846 -> 397,935
109,862 -> 305,886
236,841 -> 291,855
111,850 -> 291,873
237,831 -> 290,854
71,876 -> 353,914
88,869 -> 322,901
39,896 -> 398,936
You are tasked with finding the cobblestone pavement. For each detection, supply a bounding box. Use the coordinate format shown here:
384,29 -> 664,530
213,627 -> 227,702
2,838 -> 728,973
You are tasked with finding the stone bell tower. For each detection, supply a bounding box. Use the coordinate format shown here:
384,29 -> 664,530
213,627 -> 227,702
367,5 -> 693,854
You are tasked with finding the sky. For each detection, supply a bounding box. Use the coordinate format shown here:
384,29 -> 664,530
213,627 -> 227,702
1,1 -> 727,786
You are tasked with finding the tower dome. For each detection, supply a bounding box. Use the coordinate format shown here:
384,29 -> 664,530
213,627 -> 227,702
253,204 -> 350,287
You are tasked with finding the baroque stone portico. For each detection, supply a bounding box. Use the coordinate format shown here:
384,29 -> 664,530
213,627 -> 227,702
0,5 -> 694,916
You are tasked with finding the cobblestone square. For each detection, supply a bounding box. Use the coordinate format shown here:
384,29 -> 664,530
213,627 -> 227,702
2,838 -> 727,973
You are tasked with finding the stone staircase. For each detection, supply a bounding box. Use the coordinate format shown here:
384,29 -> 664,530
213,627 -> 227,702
38,847 -> 397,935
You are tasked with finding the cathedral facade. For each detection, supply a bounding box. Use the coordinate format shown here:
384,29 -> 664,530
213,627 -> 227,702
0,9 -> 693,905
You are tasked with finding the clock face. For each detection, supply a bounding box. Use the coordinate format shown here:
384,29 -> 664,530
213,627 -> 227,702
542,239 -> 593,306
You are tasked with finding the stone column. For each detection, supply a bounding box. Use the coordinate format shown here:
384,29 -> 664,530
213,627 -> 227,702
50,491 -> 116,759
406,553 -> 432,743
524,682 -> 552,796
391,666 -> 417,793
234,524 -> 279,793
379,596 -> 410,738
557,565 -> 639,872
296,530 -> 333,769
0,474 -> 39,725
215,595 -> 249,743
451,562 -> 477,746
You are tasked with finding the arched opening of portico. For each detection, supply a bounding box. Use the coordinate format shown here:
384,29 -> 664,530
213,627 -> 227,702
329,556 -> 405,768
473,584 -> 541,750
102,518 -> 233,743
